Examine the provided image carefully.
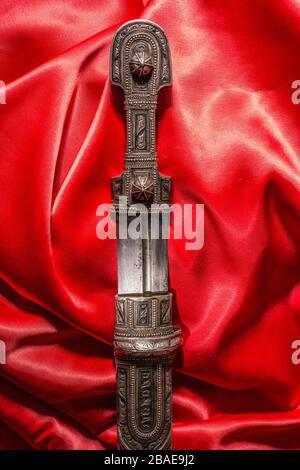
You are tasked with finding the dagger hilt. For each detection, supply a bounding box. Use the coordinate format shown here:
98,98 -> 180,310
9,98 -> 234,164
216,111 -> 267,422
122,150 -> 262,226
110,20 -> 182,450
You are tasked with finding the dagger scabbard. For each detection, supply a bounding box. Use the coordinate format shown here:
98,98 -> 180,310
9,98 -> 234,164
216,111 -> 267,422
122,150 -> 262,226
110,20 -> 182,450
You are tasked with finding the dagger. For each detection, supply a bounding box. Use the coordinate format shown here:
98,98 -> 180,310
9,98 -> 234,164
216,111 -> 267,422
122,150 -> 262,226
110,19 -> 182,450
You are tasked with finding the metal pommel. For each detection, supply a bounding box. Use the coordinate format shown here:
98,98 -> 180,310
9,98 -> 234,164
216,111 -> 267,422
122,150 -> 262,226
110,19 -> 172,90
110,20 -> 182,451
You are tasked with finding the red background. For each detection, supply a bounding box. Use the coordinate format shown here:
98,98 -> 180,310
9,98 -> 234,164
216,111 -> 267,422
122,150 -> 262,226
1,0 -> 300,450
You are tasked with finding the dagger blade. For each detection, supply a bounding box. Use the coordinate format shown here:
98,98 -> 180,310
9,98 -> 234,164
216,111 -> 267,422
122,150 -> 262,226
117,221 -> 169,295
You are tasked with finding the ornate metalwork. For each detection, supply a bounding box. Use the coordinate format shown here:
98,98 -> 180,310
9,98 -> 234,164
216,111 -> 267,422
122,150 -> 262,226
110,20 -> 182,450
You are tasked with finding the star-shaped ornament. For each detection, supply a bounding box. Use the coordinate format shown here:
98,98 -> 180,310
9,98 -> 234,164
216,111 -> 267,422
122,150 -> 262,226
129,51 -> 154,81
131,175 -> 154,202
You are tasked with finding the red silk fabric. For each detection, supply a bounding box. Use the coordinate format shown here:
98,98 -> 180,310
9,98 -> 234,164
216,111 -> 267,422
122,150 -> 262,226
1,0 -> 300,450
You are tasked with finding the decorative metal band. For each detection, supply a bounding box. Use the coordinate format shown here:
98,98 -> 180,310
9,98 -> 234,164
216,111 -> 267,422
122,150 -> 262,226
115,293 -> 172,329
114,293 -> 182,359
114,329 -> 182,355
